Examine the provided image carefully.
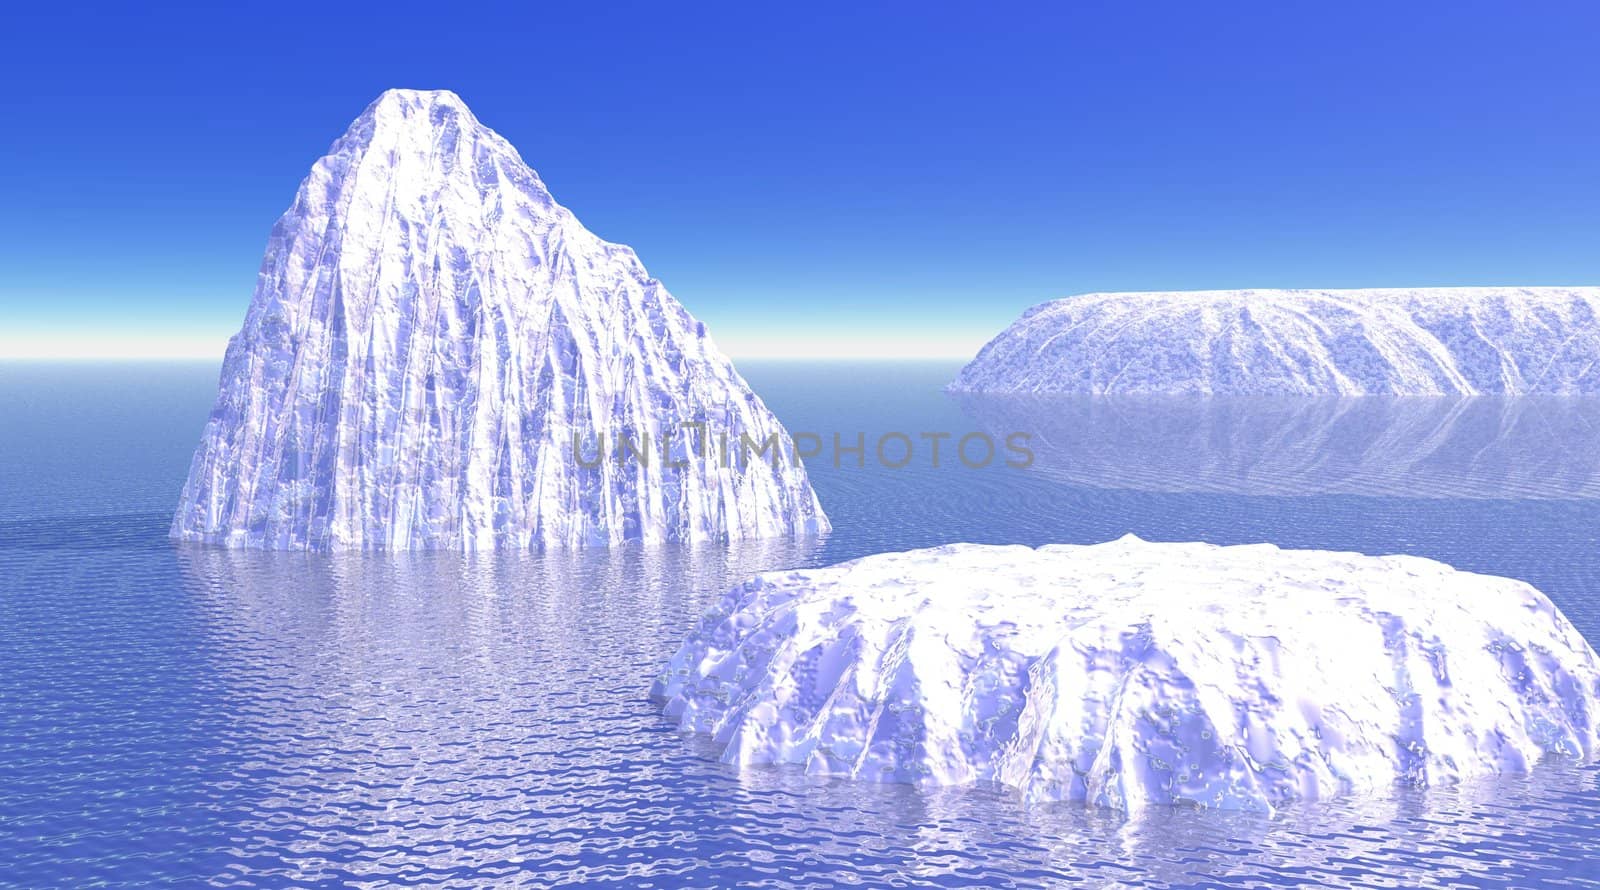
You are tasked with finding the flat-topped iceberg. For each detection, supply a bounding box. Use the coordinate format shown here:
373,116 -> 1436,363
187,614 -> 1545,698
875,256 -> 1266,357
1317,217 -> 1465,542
654,537 -> 1600,814
173,89 -> 827,550
950,288 -> 1600,395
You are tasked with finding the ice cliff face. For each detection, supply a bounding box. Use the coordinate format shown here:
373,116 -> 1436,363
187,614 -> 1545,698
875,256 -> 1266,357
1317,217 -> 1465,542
950,288 -> 1600,395
173,89 -> 828,550
654,537 -> 1600,814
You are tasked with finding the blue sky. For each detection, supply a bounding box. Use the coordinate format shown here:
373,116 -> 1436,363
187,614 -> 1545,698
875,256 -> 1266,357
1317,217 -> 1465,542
2,1 -> 1597,358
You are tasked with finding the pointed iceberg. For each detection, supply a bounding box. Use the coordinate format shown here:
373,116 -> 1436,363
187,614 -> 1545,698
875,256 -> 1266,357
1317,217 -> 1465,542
174,89 -> 828,550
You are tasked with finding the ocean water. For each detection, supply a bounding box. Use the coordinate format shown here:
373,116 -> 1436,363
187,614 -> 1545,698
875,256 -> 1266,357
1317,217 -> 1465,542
3,359 -> 1600,888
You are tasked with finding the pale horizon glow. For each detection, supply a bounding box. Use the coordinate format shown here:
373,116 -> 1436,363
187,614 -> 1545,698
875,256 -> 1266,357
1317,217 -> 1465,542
714,329 -> 983,361
0,326 -> 983,362
0,327 -> 232,361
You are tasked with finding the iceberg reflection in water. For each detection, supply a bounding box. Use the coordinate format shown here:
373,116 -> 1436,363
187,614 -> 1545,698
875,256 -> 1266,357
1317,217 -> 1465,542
173,538 -> 825,885
956,395 -> 1600,499
10,363 -> 1600,886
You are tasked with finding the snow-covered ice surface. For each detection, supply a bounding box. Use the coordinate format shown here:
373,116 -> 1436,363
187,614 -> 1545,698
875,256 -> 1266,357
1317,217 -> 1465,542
654,537 -> 1600,814
173,89 -> 827,550
950,288 -> 1600,395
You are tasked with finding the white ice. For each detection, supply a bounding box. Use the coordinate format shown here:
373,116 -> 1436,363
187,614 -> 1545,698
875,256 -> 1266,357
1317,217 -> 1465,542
172,89 -> 828,550
655,537 -> 1600,814
950,288 -> 1600,395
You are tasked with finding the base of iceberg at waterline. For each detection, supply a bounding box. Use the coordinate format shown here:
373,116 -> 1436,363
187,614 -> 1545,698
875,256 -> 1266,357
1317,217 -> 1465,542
653,536 -> 1600,814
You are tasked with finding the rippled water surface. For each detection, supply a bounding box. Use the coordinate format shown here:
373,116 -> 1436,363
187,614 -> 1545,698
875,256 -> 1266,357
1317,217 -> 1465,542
4,360 -> 1600,887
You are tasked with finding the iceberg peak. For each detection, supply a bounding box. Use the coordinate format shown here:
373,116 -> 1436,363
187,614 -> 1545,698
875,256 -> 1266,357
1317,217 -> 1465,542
369,87 -> 473,110
355,89 -> 483,136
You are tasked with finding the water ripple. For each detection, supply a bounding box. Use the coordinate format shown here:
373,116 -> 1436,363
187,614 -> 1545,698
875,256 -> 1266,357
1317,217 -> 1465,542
7,362 -> 1600,887
4,531 -> 1600,887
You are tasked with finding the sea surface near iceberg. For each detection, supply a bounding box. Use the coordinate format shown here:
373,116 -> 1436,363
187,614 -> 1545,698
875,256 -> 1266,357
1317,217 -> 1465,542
4,360 -> 1600,888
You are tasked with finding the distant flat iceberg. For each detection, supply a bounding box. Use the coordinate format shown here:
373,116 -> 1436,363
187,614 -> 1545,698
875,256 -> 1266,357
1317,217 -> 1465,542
654,537 -> 1600,814
951,288 -> 1600,395
172,90 -> 827,550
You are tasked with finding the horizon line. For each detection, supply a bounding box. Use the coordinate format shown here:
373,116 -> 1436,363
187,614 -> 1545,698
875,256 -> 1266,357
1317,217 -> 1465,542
0,352 -> 977,363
